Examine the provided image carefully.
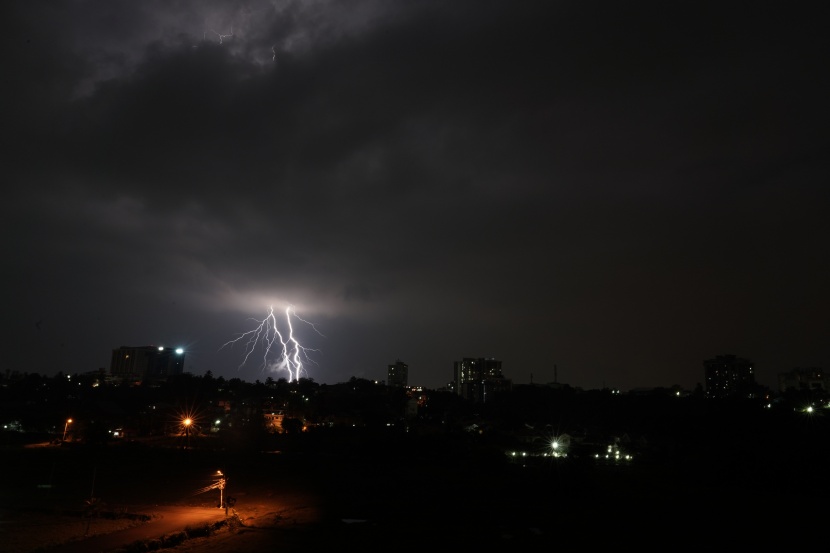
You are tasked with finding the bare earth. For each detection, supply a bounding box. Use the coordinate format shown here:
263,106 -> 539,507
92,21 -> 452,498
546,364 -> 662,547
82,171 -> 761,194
2,510 -> 142,553
1,442 -> 336,553
2,490 -> 326,553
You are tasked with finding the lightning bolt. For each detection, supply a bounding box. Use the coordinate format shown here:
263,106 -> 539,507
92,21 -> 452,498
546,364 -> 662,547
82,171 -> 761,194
220,305 -> 323,382
211,26 -> 233,44
204,25 -> 233,44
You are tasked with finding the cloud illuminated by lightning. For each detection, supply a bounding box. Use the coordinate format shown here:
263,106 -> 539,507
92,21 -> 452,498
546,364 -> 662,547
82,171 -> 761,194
220,305 -> 323,382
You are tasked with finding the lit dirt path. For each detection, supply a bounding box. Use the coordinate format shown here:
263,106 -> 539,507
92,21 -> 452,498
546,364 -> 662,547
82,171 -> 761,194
33,505 -> 228,553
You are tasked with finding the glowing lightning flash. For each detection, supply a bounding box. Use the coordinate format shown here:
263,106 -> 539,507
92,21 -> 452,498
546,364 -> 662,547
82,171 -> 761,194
204,25 -> 233,44
220,306 -> 323,382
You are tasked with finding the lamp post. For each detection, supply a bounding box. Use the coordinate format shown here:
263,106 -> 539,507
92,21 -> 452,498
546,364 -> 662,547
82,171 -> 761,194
216,470 -> 226,511
183,418 -> 192,449
62,419 -> 73,442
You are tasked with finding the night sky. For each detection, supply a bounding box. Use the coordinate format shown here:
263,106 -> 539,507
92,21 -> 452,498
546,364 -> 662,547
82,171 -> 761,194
5,1 -> 827,392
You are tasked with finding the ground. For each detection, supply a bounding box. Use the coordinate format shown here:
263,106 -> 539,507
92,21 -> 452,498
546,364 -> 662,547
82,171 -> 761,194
2,483 -> 326,553
3,436 -> 824,552
2,509 -> 143,553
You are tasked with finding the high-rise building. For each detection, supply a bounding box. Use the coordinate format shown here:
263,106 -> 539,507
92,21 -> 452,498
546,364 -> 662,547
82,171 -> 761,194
111,345 -> 185,382
453,357 -> 511,402
703,354 -> 756,399
387,359 -> 409,387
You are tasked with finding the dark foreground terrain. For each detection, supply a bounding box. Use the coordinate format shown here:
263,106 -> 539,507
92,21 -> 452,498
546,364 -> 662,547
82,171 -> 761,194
2,425 -> 826,552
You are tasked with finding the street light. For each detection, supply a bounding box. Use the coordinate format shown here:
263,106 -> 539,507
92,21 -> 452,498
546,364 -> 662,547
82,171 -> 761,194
62,419 -> 73,442
183,418 -> 192,449
216,470 -> 226,510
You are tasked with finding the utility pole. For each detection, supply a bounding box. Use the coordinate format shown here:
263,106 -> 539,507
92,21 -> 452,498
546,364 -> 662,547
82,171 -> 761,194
216,470 -> 226,513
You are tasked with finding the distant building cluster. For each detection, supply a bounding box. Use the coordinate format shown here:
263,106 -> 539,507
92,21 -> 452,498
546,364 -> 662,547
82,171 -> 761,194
5,347 -> 830,455
104,342 -> 821,402
778,367 -> 830,394
702,355 -> 830,400
386,356 -> 512,403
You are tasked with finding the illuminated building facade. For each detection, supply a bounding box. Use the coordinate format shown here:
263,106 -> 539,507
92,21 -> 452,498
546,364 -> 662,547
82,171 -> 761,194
110,345 -> 185,382
387,359 -> 409,387
453,357 -> 511,402
703,354 -> 756,399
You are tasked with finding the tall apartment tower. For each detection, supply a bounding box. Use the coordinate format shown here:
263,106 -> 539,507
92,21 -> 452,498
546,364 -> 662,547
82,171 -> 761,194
703,354 -> 756,399
453,357 -> 511,402
387,359 -> 409,387
111,345 -> 185,383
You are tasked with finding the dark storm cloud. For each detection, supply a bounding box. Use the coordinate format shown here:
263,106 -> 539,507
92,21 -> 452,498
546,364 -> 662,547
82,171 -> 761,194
4,1 -> 828,390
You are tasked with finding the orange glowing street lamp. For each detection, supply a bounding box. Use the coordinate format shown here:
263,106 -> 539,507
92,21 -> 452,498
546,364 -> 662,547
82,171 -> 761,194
62,418 -> 73,442
183,418 -> 192,449
216,470 -> 226,510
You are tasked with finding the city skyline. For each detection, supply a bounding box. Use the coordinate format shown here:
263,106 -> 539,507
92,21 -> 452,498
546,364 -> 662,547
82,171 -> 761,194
8,346 -> 805,396
4,2 -> 827,392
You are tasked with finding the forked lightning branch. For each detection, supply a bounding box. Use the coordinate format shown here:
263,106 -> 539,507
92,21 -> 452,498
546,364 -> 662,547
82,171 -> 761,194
220,305 -> 323,382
